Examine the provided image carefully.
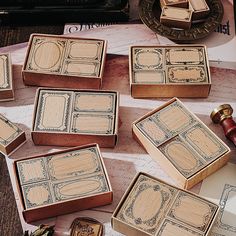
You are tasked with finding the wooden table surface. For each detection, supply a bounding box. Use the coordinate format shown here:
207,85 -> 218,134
1,24 -> 236,235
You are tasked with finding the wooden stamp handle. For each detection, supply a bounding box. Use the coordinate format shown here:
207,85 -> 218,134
221,118 -> 236,146
210,104 -> 236,146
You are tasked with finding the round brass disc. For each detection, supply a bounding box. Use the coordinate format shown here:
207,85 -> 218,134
139,0 -> 224,42
210,104 -> 233,124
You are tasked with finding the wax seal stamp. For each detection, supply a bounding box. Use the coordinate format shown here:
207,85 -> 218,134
70,217 -> 103,236
210,104 -> 236,146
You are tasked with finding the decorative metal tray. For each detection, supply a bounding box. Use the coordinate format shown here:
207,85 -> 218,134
139,0 -> 224,42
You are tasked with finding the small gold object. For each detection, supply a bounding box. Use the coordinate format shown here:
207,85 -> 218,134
70,217 -> 103,236
210,104 -> 233,124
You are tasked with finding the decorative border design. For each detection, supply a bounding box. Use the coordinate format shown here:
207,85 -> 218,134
34,90 -> 73,132
0,114 -> 22,146
153,101 -> 196,136
159,136 -> 206,178
161,6 -> 192,21
26,36 -> 66,73
70,113 -> 115,135
17,158 -> 49,185
0,54 -> 11,90
117,174 -> 177,235
157,219 -> 203,236
53,174 -> 109,202
167,191 -> 218,232
180,123 -> 228,162
167,66 -> 208,83
22,182 -> 53,209
133,70 -> 165,84
136,116 -> 171,147
217,184 -> 236,233
165,48 -> 205,65
62,61 -> 100,77
133,48 -> 163,70
46,147 -> 102,181
74,92 -> 116,113
66,40 -> 103,61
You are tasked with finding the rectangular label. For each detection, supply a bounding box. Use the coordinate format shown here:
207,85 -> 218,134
161,6 -> 192,21
66,40 -> 103,61
74,92 -> 116,113
134,71 -> 165,84
70,113 -> 115,135
165,48 -> 205,65
153,101 -> 196,135
167,191 -> 218,233
34,90 -> 73,132
0,54 -> 11,90
167,66 -> 208,83
132,47 -> 163,71
0,114 -> 22,147
157,219 -> 204,236
180,123 -> 228,162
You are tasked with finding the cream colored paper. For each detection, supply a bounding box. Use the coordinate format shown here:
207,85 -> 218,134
199,163 -> 236,236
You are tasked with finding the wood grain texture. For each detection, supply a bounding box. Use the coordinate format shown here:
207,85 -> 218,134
32,89 -> 118,146
134,99 -> 230,188
130,45 -> 210,98
1,23 -> 236,234
113,173 -> 218,236
16,145 -> 110,210
160,6 -> 192,29
0,54 -> 14,101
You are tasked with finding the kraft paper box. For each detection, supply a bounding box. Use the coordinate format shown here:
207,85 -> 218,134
32,88 -> 119,147
0,113 -> 26,155
130,45 -> 211,98
160,6 -> 192,29
112,172 -> 219,236
160,0 -> 189,8
0,54 -> 14,101
189,0 -> 210,20
132,98 -> 230,189
22,34 -> 107,89
13,144 -> 113,222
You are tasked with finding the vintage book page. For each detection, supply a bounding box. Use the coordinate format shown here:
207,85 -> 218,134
199,163 -> 236,236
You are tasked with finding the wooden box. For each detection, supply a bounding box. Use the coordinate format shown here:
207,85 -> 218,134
0,113 -> 26,155
32,88 -> 119,147
189,0 -> 210,20
0,54 -> 14,101
130,45 -> 211,98
160,6 -> 192,29
160,0 -> 188,8
112,172 -> 219,236
22,34 -> 107,89
132,98 -> 230,189
13,144 -> 113,223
